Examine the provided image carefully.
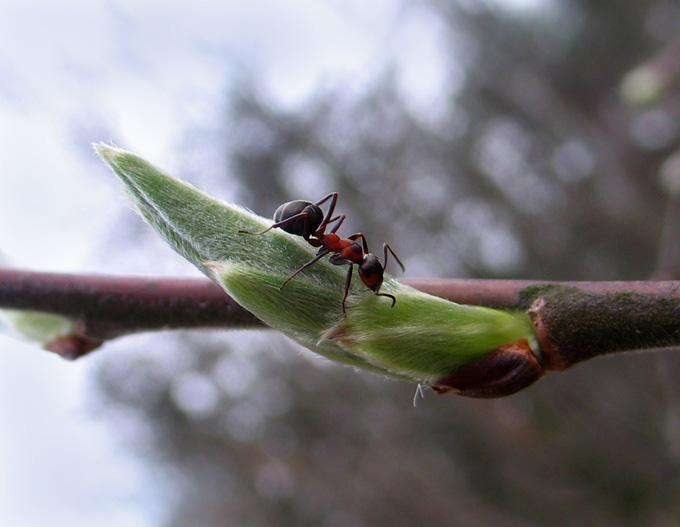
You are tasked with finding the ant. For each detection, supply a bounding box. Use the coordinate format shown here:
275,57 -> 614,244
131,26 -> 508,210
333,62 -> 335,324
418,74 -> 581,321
239,192 -> 404,315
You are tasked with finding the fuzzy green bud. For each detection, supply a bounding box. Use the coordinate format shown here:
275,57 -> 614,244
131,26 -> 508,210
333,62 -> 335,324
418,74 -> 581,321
96,144 -> 542,397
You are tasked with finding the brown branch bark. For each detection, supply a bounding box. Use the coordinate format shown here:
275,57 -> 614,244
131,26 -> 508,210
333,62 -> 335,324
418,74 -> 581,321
0,269 -> 260,358
2,268 -> 680,368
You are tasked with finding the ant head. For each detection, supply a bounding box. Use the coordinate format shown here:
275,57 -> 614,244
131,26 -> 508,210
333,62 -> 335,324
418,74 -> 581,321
273,200 -> 324,239
358,254 -> 384,292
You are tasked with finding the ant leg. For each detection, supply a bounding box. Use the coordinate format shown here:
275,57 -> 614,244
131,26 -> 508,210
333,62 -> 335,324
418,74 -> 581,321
314,192 -> 338,208
340,264 -> 354,316
347,233 -> 369,254
279,249 -> 329,290
329,253 -> 352,266
238,211 -> 310,236
328,214 -> 346,233
238,225 -> 277,236
314,192 -> 339,231
324,256 -> 354,315
383,243 -> 405,274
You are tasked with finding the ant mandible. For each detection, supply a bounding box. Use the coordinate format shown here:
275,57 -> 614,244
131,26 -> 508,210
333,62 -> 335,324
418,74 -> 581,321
239,192 -> 405,315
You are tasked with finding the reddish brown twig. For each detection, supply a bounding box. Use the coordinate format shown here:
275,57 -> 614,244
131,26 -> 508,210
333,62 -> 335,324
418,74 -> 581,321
0,268 -> 260,358
2,268 -> 680,368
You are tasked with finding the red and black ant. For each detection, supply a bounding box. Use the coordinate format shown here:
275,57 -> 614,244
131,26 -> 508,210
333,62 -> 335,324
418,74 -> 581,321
239,192 -> 404,315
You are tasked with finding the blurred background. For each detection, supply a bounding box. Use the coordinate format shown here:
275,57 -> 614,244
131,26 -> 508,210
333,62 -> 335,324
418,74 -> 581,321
2,0 -> 680,525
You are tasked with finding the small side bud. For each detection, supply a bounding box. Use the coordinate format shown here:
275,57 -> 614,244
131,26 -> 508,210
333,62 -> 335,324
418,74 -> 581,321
44,334 -> 104,360
1,309 -> 73,346
431,338 -> 544,398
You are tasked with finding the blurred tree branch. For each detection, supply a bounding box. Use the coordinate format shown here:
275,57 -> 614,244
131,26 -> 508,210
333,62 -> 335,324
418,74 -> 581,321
2,268 -> 680,371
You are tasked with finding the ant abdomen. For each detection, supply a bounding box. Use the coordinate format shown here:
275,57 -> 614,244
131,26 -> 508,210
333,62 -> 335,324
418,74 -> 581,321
273,200 -> 323,240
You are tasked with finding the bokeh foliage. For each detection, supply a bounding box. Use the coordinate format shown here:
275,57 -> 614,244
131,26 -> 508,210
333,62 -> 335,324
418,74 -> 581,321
95,1 -> 680,525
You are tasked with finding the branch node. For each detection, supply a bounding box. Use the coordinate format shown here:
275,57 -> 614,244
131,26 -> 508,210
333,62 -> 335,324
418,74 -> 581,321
528,297 -> 568,371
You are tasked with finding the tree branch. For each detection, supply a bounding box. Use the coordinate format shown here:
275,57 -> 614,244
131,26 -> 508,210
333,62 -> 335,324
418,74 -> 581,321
0,268 -> 260,358
2,268 -> 680,369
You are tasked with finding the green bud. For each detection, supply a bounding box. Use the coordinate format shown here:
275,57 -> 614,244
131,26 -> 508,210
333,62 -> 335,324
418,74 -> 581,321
0,309 -> 74,345
96,144 -> 541,396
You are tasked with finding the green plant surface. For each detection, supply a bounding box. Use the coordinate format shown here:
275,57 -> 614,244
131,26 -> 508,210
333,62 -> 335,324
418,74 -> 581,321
96,144 -> 537,387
